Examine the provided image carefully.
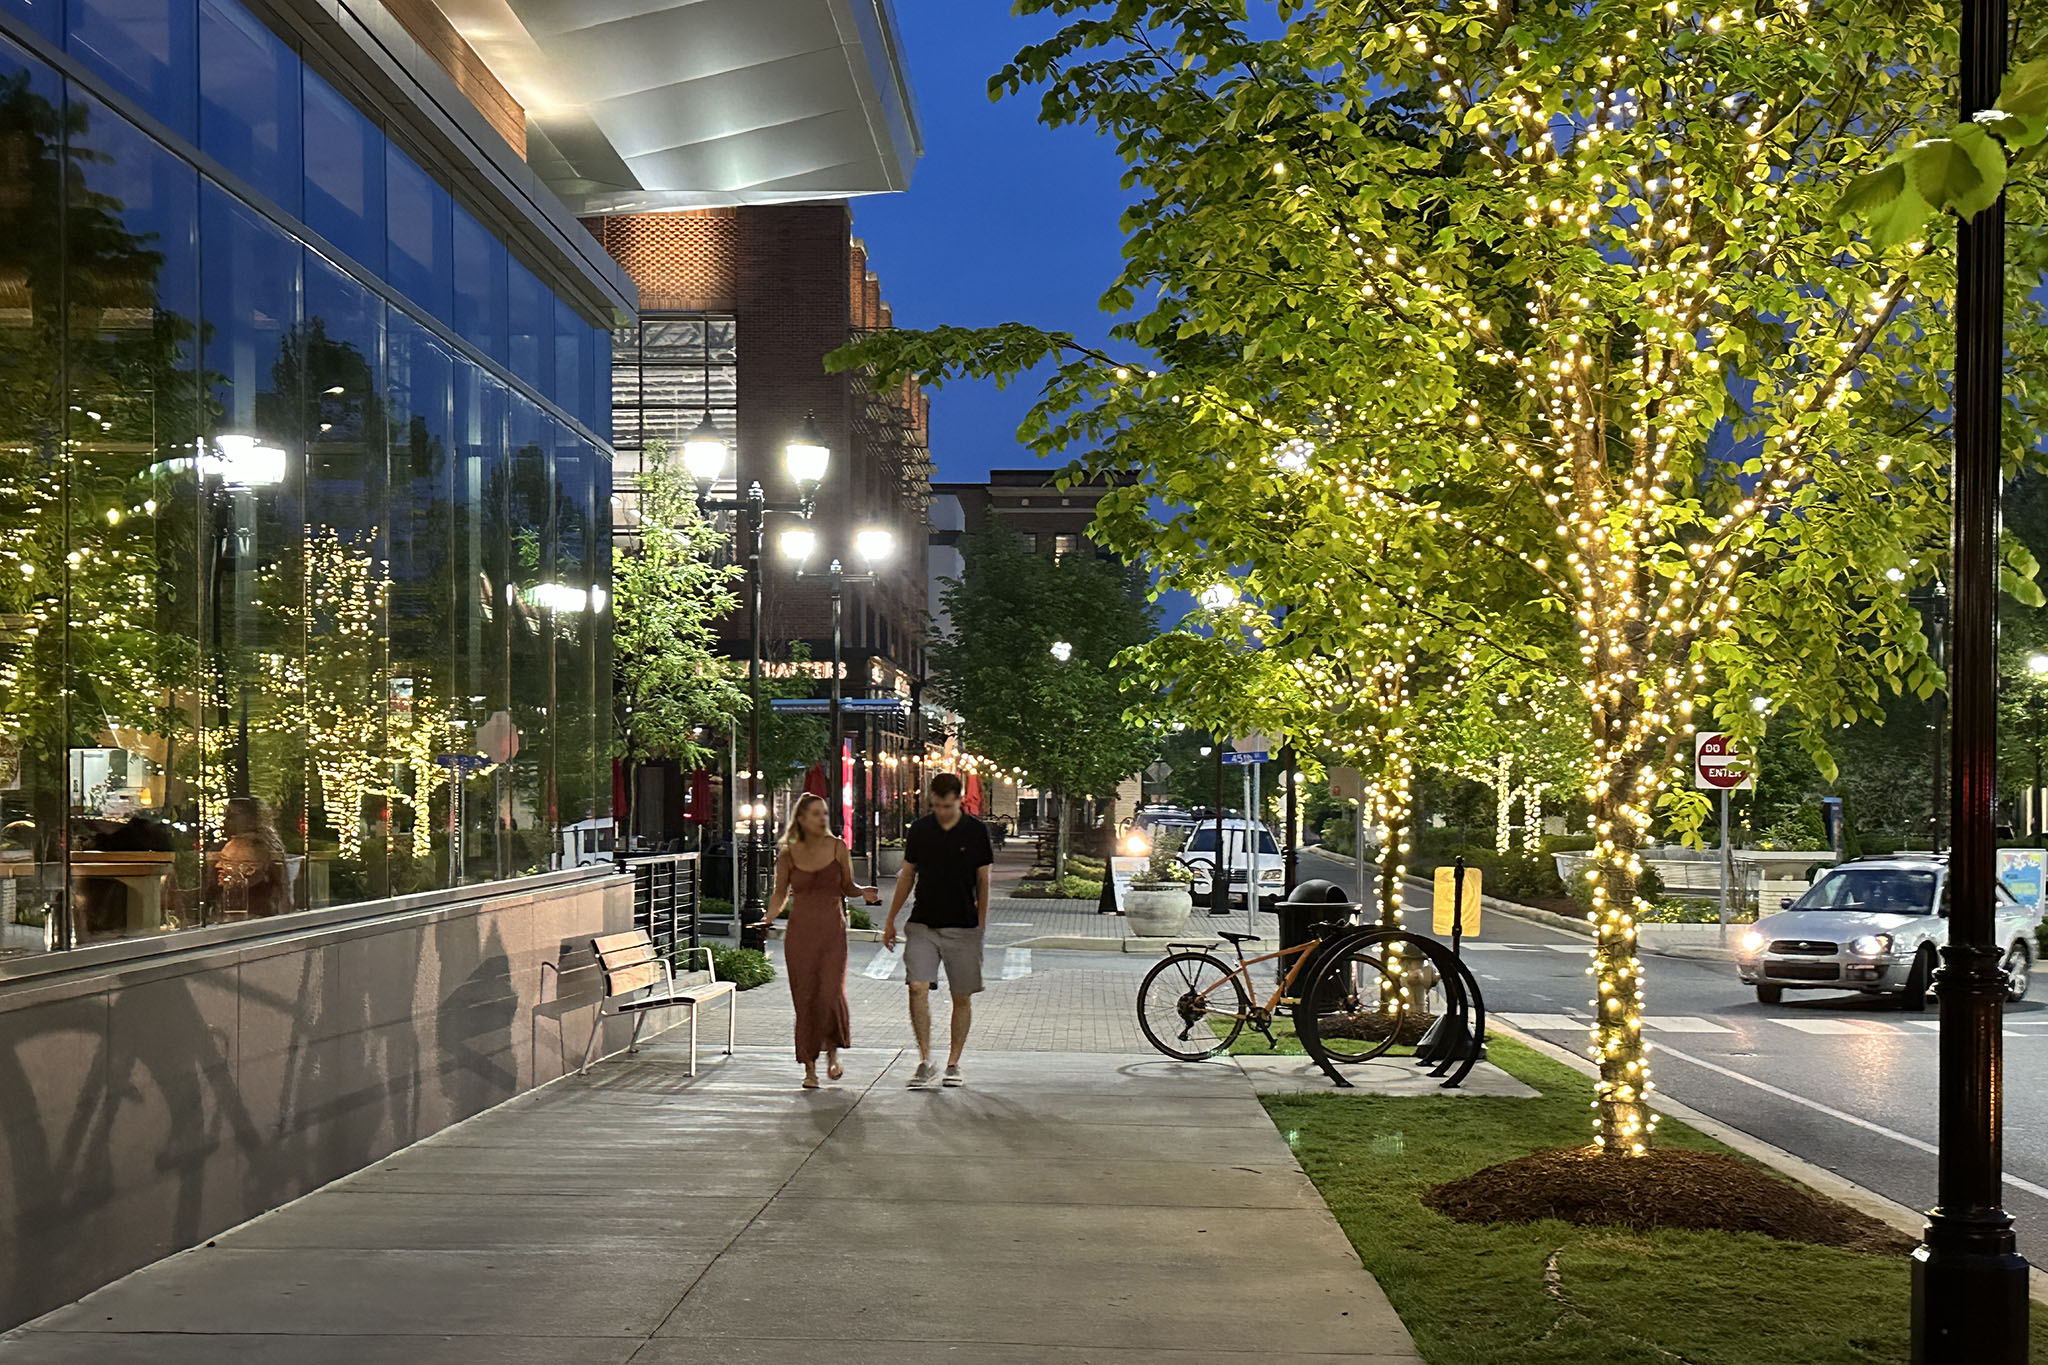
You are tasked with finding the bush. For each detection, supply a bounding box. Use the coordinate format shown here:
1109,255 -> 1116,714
700,896 -> 734,922
1638,898 -> 1756,924
1068,854 -> 1108,876
711,945 -> 775,990
1015,875 -> 1104,900
1493,849 -> 1564,901
846,904 -> 874,931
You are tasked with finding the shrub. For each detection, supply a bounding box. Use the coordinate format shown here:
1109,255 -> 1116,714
700,896 -> 734,922
711,945 -> 775,990
1016,875 -> 1104,900
1492,849 -> 1563,901
846,904 -> 874,931
1142,827 -> 1193,884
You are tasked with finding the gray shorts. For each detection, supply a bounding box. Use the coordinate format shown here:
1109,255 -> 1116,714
904,923 -> 985,995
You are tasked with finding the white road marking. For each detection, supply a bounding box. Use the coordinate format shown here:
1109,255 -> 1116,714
1545,944 -> 1592,954
862,946 -> 902,980
992,921 -> 1032,927
1641,1016 -> 1734,1034
1903,1018 -> 2024,1036
1497,1012 -> 1585,1031
1000,947 -> 1033,981
1773,1018 -> 1899,1035
1651,1040 -> 2048,1201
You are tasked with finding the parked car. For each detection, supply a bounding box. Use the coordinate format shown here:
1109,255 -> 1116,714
1733,854 -> 2038,1007
1120,804 -> 1198,857
1178,818 -> 1284,912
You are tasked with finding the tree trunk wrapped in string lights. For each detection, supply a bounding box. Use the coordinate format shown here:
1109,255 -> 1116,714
835,0 -> 2048,1152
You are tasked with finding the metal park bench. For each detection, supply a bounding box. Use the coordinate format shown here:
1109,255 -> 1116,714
581,929 -> 735,1077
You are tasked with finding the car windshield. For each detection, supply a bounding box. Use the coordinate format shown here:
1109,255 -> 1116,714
1792,868 -> 1938,915
1184,827 -> 1280,855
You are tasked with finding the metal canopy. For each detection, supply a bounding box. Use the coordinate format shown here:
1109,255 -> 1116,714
431,0 -> 921,214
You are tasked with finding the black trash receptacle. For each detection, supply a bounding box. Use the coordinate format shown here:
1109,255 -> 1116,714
1272,879 -> 1356,956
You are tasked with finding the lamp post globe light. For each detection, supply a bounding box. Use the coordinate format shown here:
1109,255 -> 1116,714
784,521 -> 898,871
687,411 -> 830,947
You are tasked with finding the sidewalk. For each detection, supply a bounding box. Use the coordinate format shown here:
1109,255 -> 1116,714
0,1039 -> 1425,1363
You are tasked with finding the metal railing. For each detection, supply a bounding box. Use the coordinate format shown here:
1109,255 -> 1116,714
625,852 -> 701,963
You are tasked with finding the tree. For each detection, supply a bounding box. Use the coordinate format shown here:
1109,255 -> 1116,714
930,526 -> 1158,875
611,440 -> 747,819
836,0 -> 2048,1156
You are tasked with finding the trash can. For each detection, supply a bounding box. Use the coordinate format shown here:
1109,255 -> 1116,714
1273,879 -> 1356,956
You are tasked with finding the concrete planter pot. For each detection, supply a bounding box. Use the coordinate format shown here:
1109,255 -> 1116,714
1125,883 -> 1193,938
876,846 -> 905,877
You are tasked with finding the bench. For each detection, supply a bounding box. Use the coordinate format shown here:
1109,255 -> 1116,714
581,931 -> 736,1077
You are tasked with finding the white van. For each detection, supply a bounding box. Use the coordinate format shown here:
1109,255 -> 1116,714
1178,818 -> 1283,911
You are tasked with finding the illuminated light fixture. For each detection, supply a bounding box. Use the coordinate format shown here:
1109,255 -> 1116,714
854,526 -> 897,566
1049,640 -> 1074,662
682,411 -> 727,484
1198,582 -> 1238,611
783,412 -> 830,488
778,526 -> 818,564
1885,566 -> 1907,583
201,433 -> 286,488
2030,653 -> 2048,677
1750,695 -> 1770,713
590,585 -> 609,613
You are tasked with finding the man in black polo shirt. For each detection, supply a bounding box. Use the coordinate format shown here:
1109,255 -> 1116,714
882,773 -> 994,1089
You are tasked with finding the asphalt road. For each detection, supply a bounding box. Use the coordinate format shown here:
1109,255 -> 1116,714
1296,846 -> 2048,1258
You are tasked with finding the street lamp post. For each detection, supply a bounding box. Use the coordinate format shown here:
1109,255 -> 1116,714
1912,0 -> 2031,1350
781,524 -> 897,856
684,412 -> 827,948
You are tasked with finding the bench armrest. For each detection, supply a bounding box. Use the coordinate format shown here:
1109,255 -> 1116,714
675,945 -> 715,977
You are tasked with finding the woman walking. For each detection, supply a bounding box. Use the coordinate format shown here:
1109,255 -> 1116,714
762,793 -> 879,1088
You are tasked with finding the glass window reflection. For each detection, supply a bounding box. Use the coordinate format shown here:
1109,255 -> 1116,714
198,0 -> 300,214
303,66 -> 384,275
67,0 -> 197,137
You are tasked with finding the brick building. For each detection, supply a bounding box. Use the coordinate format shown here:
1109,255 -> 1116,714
589,206 -> 934,850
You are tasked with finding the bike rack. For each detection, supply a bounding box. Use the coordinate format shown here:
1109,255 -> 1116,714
1290,927 -> 1488,1091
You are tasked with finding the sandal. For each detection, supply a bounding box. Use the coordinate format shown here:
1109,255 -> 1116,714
802,1075 -> 820,1090
828,1060 -> 845,1081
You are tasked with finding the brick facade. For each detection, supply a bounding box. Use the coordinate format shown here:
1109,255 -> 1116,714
586,203 -> 932,719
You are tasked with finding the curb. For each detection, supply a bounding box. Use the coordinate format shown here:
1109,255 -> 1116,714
1403,877 -> 1739,961
1490,1021 -> 2048,1307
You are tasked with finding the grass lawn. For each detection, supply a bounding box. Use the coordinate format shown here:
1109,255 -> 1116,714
1265,1034 -> 2048,1364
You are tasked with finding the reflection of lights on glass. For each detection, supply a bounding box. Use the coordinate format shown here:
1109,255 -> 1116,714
202,434 -> 286,488
324,385 -> 345,396
590,584 -> 609,613
527,582 -> 589,613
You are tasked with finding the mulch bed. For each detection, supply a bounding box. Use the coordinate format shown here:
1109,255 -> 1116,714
1423,1146 -> 1913,1253
1316,1007 -> 1437,1046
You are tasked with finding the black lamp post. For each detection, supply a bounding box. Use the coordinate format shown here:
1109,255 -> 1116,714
1911,0 -> 2031,1352
685,411 -> 827,949
781,523 -> 898,859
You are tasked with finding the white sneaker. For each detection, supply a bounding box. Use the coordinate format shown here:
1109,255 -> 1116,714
907,1061 -> 937,1089
942,1064 -> 964,1087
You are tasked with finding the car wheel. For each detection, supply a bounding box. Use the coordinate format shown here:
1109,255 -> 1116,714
1900,947 -> 1937,1011
2005,941 -> 2032,1003
1753,984 -> 1783,1005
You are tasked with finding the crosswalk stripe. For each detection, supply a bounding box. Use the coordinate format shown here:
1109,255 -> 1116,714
1545,944 -> 1591,954
1000,947 -> 1033,981
1641,1017 -> 1734,1033
1773,1018 -> 1898,1035
861,946 -> 902,980
1497,1012 -> 1586,1031
1904,1019 -> 2025,1037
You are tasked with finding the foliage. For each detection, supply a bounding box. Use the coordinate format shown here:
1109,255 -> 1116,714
746,642 -> 831,796
710,944 -> 775,990
846,903 -> 874,931
1141,826 -> 1194,884
1013,874 -> 1105,900
700,896 -> 734,923
611,441 -> 746,774
831,0 -> 2048,1155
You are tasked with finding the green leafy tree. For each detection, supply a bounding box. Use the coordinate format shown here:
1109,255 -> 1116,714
611,441 -> 747,796
930,526 -> 1158,875
835,1 -> 2048,1155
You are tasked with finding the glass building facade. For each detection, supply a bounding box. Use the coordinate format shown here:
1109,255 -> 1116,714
0,0 -> 615,961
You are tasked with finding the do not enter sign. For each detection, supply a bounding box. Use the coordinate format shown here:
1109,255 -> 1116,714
1693,732 -> 1754,791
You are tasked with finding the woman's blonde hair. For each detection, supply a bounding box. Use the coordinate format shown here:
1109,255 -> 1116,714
778,792 -> 830,851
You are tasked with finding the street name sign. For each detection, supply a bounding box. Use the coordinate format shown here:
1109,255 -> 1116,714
1221,751 -> 1267,766
1693,732 -> 1754,791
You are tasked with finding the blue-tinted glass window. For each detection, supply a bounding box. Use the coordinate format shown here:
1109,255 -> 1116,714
590,336 -> 612,444
387,143 -> 451,323
1,0 -> 59,41
68,0 -> 196,136
453,363 -> 506,883
554,294 -> 589,429
303,65 -> 383,273
198,0 -> 300,214
507,257 -> 552,398
504,396 -> 553,874
451,202 -> 505,363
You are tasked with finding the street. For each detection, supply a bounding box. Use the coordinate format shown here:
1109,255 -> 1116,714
1296,847 -> 2048,1260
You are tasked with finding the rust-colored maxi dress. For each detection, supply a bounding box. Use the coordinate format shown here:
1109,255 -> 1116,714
780,850 -> 854,1063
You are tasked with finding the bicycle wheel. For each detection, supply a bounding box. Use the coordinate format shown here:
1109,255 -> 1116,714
1137,951 -> 1250,1060
1295,937 -> 1424,1063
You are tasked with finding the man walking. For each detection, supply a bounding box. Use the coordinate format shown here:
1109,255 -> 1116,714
882,773 -> 993,1088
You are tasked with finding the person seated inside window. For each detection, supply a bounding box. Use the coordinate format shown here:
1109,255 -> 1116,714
206,797 -> 292,920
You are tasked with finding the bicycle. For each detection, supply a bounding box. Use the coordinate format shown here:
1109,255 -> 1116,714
1135,924 -> 1417,1063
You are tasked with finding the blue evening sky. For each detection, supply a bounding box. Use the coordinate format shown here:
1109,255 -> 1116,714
851,1 -> 1132,484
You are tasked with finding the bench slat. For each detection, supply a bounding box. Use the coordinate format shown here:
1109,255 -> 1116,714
606,962 -> 664,996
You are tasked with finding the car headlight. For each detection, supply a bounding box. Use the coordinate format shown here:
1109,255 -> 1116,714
1739,929 -> 1767,954
1122,833 -> 1149,856
1850,933 -> 1894,957
1260,866 -> 1284,881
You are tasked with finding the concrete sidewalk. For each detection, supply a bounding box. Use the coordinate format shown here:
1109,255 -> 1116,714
0,1039 -> 1425,1364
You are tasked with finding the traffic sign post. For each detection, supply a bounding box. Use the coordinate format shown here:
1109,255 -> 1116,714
1694,733 -> 1754,929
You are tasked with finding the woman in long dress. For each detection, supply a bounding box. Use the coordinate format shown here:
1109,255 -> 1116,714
762,793 -> 879,1089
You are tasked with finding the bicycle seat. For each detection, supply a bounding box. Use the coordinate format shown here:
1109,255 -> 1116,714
1217,930 -> 1261,945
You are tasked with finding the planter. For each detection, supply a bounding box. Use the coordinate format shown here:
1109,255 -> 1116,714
1124,882 -> 1193,938
876,846 -> 905,877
